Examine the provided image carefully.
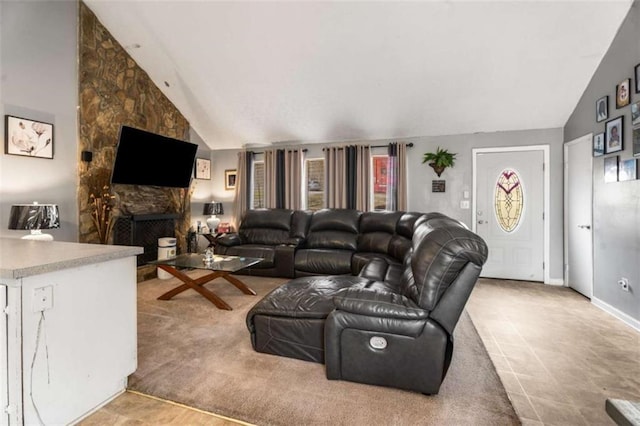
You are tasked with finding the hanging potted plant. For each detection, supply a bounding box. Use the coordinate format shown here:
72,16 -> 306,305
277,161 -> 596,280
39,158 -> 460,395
422,147 -> 457,177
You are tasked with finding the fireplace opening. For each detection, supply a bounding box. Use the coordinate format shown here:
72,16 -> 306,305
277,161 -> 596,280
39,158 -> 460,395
113,213 -> 180,266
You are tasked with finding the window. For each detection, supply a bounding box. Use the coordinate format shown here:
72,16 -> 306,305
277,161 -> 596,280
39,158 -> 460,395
371,155 -> 389,211
305,158 -> 325,210
252,160 -> 265,209
494,169 -> 524,232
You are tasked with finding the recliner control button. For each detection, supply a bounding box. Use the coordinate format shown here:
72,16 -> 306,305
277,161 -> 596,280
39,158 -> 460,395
370,336 -> 387,350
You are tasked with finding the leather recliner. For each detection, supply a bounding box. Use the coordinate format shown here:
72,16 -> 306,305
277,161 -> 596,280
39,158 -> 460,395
246,213 -> 488,394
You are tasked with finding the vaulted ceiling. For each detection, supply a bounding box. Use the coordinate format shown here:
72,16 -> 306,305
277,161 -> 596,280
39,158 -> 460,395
83,0 -> 633,150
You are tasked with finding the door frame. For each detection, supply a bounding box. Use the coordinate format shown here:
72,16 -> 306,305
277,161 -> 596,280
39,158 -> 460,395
563,133 -> 594,296
472,145 -> 551,284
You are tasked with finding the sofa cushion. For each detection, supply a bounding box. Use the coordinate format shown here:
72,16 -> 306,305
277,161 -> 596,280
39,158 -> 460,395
294,249 -> 353,275
247,275 -> 378,363
239,209 -> 293,245
305,209 -> 360,250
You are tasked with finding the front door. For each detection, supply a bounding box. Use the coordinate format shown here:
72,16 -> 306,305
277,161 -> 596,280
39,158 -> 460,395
565,135 -> 593,298
475,149 -> 545,281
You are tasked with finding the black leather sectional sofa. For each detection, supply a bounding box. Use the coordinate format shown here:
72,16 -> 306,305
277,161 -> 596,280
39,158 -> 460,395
219,208 -> 489,395
215,208 -> 426,278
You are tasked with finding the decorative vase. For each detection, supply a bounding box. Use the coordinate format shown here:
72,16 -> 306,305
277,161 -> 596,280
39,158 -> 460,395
429,163 -> 446,177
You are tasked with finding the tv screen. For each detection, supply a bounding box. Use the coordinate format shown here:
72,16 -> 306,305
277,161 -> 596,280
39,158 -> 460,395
111,126 -> 198,188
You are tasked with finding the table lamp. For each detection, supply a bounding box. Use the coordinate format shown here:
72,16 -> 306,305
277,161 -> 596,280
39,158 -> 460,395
203,202 -> 224,233
8,202 -> 60,241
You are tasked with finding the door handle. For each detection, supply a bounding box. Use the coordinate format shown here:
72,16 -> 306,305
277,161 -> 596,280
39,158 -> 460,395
478,220 -> 486,225
577,225 -> 591,230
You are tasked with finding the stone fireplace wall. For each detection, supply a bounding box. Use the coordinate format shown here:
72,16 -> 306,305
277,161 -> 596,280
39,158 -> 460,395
78,2 -> 191,263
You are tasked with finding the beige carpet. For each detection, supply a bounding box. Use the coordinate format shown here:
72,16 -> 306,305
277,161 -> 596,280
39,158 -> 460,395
129,271 -> 519,425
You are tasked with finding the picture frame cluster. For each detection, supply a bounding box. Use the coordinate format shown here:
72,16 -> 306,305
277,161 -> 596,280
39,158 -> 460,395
593,62 -> 640,183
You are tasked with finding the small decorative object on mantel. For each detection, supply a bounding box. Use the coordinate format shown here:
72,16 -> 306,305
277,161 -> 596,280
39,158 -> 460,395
422,147 -> 457,177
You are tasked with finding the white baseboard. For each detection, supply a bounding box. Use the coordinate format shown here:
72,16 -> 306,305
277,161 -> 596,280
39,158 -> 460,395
592,297 -> 640,332
546,278 -> 564,286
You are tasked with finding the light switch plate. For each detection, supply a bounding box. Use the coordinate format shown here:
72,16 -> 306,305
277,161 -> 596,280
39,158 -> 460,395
460,200 -> 470,209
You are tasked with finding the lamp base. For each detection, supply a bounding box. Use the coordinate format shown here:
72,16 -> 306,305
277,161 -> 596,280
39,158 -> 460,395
22,230 -> 54,241
206,216 -> 221,233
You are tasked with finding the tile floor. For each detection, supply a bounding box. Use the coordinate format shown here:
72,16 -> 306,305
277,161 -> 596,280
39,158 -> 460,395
80,278 -> 640,425
466,279 -> 640,426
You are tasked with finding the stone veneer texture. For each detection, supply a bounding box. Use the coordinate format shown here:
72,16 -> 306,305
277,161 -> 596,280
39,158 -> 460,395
78,2 -> 192,264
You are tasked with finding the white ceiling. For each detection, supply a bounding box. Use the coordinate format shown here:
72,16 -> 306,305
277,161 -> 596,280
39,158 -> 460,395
83,0 -> 633,150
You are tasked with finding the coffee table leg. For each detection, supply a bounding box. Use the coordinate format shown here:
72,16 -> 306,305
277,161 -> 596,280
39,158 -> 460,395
156,266 -> 233,310
221,274 -> 258,295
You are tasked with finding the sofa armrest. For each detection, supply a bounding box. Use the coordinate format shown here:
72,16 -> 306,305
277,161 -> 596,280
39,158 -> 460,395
216,233 -> 242,247
333,288 -> 428,321
274,244 -> 296,278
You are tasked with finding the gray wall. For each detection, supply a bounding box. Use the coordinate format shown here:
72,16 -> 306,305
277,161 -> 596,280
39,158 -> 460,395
0,0 -> 79,242
564,2 -> 639,322
218,127 -> 565,281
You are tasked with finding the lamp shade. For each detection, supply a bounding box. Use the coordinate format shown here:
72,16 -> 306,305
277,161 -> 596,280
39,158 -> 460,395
8,203 -> 60,230
203,202 -> 224,216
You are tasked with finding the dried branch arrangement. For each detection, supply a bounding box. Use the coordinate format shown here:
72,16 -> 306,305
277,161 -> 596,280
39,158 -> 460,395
90,185 -> 116,244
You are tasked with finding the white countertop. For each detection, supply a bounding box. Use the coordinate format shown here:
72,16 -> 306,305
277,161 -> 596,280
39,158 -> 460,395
0,238 -> 143,279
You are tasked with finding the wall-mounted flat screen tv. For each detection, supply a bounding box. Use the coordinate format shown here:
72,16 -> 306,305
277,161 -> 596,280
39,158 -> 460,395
111,126 -> 198,188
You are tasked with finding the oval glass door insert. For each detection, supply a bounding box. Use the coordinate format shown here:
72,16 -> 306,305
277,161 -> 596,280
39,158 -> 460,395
494,169 -> 524,233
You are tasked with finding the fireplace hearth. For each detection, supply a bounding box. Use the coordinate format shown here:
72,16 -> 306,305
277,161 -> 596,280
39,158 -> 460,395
113,214 -> 181,266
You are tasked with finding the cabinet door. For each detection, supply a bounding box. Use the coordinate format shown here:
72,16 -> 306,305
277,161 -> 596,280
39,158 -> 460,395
0,285 -> 8,425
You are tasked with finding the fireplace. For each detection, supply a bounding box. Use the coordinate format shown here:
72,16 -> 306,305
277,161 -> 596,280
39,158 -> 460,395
113,214 -> 181,266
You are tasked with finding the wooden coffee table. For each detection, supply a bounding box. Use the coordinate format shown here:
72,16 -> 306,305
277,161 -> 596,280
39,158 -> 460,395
149,253 -> 262,310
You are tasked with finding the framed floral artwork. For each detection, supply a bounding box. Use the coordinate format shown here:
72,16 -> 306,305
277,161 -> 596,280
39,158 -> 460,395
195,158 -> 211,180
4,115 -> 54,159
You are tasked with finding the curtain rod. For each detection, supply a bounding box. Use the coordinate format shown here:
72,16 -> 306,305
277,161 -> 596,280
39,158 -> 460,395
323,142 -> 414,151
250,148 -> 309,155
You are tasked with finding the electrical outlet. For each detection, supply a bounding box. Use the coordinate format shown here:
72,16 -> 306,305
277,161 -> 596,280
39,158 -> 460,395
32,286 -> 53,312
618,278 -> 630,292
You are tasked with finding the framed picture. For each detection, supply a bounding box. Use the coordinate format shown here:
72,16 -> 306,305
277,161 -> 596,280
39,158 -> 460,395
4,115 -> 54,159
619,158 -> 637,181
632,101 -> 640,126
605,116 -> 623,153
593,132 -> 605,157
194,158 -> 211,180
633,127 -> 640,157
596,96 -> 608,122
225,169 -> 237,190
604,156 -> 618,183
616,78 -> 631,109
635,63 -> 640,94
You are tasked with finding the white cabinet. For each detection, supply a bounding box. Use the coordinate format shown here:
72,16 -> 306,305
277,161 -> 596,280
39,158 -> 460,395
0,239 -> 142,425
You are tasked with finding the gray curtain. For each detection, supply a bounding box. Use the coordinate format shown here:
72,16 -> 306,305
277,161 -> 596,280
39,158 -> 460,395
385,142 -> 408,211
232,150 -> 249,231
264,149 -> 277,208
397,143 -> 408,210
325,146 -> 347,208
326,145 -> 369,209
284,149 -> 302,209
356,145 -> 370,211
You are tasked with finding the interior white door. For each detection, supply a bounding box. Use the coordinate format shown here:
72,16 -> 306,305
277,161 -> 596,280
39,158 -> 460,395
476,150 -> 544,281
0,285 -> 8,426
565,135 -> 593,298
